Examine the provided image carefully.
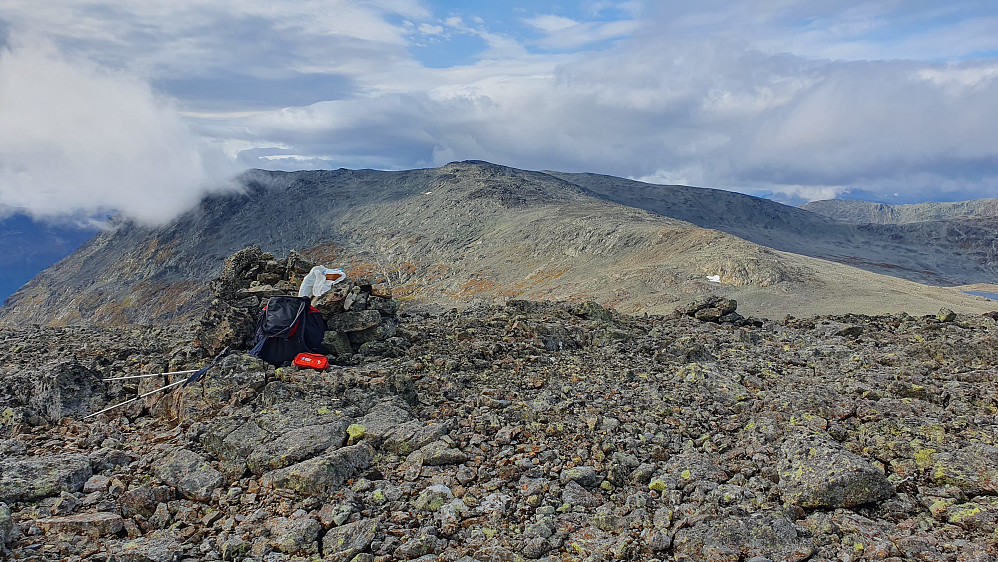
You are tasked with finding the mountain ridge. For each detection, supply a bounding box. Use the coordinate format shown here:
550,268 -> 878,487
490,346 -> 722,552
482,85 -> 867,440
802,198 -> 998,224
2,161 -> 995,325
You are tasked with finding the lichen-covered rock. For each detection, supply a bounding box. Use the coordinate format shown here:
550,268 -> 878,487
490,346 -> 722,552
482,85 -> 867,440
672,512 -> 816,562
945,497 -> 998,532
261,442 -> 375,496
418,440 -> 468,466
153,448 -> 224,501
561,480 -> 603,508
267,517 -> 320,555
661,451 -> 728,486
327,310 -> 383,333
778,434 -> 894,508
37,512 -> 124,538
119,485 -> 174,518
677,295 -> 737,322
0,502 -> 14,546
927,444 -> 998,495
381,421 -> 448,454
560,465 -> 603,489
245,421 -> 348,474
111,531 -> 183,562
0,453 -> 92,503
321,517 -> 377,560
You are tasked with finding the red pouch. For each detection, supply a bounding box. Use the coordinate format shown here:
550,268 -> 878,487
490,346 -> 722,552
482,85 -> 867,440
293,353 -> 329,370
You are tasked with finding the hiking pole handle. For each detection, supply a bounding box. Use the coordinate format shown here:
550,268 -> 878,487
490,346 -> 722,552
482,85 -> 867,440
83,378 -> 187,420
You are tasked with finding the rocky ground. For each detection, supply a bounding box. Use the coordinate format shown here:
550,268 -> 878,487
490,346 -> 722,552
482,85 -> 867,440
1,298 -> 998,561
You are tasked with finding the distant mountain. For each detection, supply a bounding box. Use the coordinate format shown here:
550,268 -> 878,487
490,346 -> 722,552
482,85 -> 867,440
802,198 -> 998,224
0,214 -> 97,306
1,161 -> 994,326
546,172 -> 998,286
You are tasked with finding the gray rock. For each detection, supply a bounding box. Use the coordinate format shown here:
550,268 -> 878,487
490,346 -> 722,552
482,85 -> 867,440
944,497 -> 998,531
245,421 -> 348,474
561,480 -> 603,508
36,512 -> 124,538
110,531 -> 183,562
149,502 -> 171,530
937,308 -> 956,322
778,434 -> 893,508
419,440 -> 469,466
83,474 -> 111,494
656,451 -> 728,488
50,491 -> 78,515
153,448 -> 225,502
261,442 -> 375,496
327,310 -> 383,333
814,321 -> 864,338
322,518 -> 378,562
89,448 -> 136,473
414,485 -> 454,511
928,443 -> 998,495
119,485 -> 173,518
0,453 -> 92,503
200,416 -> 268,462
354,399 -> 414,444
323,331 -> 354,356
349,317 -> 399,345
0,502 -> 14,546
381,421 -> 448,454
268,517 -> 320,555
559,465 -> 603,489
672,512 -> 815,562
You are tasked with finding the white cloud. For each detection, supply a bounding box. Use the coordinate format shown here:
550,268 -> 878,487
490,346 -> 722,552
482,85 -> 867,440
2,0 -> 997,215
0,36 -> 236,224
418,23 -> 444,35
524,15 -> 579,33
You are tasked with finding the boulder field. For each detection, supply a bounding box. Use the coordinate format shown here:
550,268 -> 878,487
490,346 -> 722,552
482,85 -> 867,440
1,299 -> 997,561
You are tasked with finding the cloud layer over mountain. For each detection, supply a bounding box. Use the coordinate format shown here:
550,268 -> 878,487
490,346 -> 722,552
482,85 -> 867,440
0,0 -> 996,223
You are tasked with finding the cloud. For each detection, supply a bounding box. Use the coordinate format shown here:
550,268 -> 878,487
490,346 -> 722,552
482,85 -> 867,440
2,0 -> 997,211
0,36 -> 236,224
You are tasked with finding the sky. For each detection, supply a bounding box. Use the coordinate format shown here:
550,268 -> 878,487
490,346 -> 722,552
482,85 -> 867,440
1,0 -> 997,225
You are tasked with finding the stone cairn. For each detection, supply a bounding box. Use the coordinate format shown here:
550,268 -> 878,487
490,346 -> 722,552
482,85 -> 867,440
195,246 -> 402,358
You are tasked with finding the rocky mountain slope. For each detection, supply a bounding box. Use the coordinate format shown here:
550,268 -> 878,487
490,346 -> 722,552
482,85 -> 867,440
2,161 -> 995,326
550,172 -> 998,286
802,198 -> 998,224
2,299 -> 997,560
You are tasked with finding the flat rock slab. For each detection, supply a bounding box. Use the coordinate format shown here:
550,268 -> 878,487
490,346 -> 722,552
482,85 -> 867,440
261,442 -> 375,496
0,453 -> 92,503
673,512 -> 816,562
153,448 -> 224,502
246,421 -> 349,474
37,512 -> 124,538
322,518 -> 378,562
778,434 -> 894,508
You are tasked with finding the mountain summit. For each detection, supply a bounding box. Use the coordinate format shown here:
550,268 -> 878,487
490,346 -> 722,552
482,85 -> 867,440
1,161 -> 994,325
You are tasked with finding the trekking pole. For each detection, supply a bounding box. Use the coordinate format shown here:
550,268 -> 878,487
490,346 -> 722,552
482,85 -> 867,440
83,378 -> 188,420
102,369 -> 199,381
84,347 -> 231,420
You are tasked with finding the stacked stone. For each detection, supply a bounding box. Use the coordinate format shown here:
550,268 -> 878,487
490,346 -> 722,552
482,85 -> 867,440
676,294 -> 747,324
313,278 -> 401,357
195,246 -> 402,358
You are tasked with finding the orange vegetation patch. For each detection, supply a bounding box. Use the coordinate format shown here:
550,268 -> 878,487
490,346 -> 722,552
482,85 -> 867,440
453,278 -> 520,299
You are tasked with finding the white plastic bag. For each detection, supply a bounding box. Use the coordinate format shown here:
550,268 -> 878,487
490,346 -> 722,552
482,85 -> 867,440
298,265 -> 346,298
